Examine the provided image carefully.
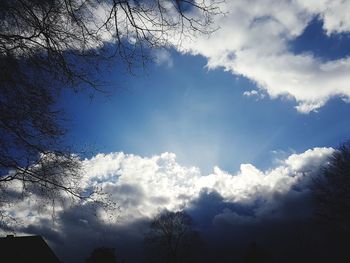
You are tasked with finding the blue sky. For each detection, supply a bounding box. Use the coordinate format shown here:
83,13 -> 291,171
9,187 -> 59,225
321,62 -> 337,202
60,29 -> 350,174
290,17 -> 350,60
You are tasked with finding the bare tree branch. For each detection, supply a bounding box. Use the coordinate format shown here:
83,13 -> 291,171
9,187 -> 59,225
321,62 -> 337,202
0,0 -> 221,224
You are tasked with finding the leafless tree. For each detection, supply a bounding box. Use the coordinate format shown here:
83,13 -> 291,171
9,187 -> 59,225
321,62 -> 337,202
145,210 -> 202,263
0,0 -> 221,223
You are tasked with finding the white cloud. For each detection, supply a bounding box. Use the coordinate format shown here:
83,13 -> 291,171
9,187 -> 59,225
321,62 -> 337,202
243,89 -> 265,100
284,147 -> 333,171
78,147 -> 333,222
11,1 -> 350,113
152,49 -> 173,68
2,147 -> 333,233
176,0 -> 350,113
296,0 -> 350,34
83,152 -> 202,221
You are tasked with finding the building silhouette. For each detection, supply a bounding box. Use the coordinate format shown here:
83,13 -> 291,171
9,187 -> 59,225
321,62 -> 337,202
0,235 -> 61,263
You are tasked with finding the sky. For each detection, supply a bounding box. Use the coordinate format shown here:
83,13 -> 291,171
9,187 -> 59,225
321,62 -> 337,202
3,0 -> 350,262
60,48 -> 350,174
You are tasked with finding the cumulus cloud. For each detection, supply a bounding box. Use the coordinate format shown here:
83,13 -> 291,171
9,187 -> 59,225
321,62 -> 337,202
0,147 -> 335,261
3,147 -> 332,226
176,0 -> 350,113
82,147 -> 332,223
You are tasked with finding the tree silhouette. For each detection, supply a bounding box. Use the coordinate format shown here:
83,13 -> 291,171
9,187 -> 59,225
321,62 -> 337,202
311,142 -> 350,262
312,142 -> 350,234
85,247 -> 118,263
145,210 -> 201,263
244,241 -> 272,263
0,0 -> 220,222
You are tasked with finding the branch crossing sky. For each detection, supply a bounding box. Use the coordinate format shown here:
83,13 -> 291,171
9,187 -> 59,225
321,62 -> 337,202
5,1 -> 350,262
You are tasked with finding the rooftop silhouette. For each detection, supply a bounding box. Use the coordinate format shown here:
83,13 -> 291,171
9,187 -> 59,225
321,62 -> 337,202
0,235 -> 61,263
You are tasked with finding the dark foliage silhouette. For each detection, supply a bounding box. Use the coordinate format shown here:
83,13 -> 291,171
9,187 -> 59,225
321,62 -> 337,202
312,142 -> 350,234
311,141 -> 350,262
244,242 -> 272,263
